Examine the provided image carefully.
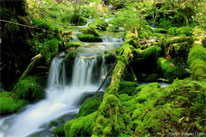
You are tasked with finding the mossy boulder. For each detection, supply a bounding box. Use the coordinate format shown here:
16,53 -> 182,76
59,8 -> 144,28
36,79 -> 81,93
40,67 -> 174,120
77,92 -> 104,117
77,34 -> 102,42
129,79 -> 206,136
119,81 -> 138,95
0,91 -> 28,115
162,36 -> 193,57
188,46 -> 206,80
157,57 -> 185,82
89,18 -> 108,31
81,27 -> 100,37
64,112 -> 96,137
13,76 -> 45,101
65,41 -> 82,48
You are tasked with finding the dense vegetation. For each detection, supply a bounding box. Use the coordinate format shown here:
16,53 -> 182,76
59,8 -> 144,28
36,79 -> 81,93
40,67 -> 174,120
0,0 -> 206,136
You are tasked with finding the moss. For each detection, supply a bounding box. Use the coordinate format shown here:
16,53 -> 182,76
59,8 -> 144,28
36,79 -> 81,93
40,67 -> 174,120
187,46 -> 206,80
119,81 -> 138,95
64,112 -> 96,137
81,27 -> 100,37
135,46 -> 162,61
119,94 -> 132,102
13,76 -> 45,101
162,36 -> 193,57
77,34 -> 102,42
54,125 -> 65,137
154,28 -> 167,34
157,57 -> 181,81
0,94 -> 28,115
41,38 -> 59,64
167,27 -> 177,35
158,18 -> 173,29
78,92 -> 104,117
65,42 -> 82,48
89,18 -> 108,31
176,27 -> 193,36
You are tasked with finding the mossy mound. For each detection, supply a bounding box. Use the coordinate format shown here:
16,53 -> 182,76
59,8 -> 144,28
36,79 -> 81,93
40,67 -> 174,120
77,92 -> 104,117
89,18 -> 108,31
81,27 -> 100,37
119,81 -> 138,95
77,34 -> 102,42
157,57 -> 187,82
65,42 -> 82,48
167,27 -> 193,36
64,112 -> 96,137
188,46 -> 206,80
162,36 -> 193,57
127,79 -> 206,136
0,91 -> 28,115
13,76 -> 45,101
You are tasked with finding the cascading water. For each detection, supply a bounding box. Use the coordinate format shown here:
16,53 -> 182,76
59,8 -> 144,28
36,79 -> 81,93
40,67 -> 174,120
0,19 -> 123,137
0,53 -> 114,137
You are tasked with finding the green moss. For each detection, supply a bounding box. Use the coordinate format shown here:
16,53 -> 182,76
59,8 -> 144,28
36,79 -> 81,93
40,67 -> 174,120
64,112 -> 96,137
176,27 -> 193,36
167,27 -> 177,35
119,81 -> 138,95
78,93 -> 103,117
65,42 -> 82,48
13,76 -> 45,101
187,46 -> 206,80
157,57 -> 181,81
119,94 -> 132,102
54,125 -> 65,137
89,18 -> 108,31
0,95 -> 28,115
158,18 -> 173,29
78,34 -> 102,42
41,38 -> 59,64
135,46 -> 162,61
81,27 -> 100,37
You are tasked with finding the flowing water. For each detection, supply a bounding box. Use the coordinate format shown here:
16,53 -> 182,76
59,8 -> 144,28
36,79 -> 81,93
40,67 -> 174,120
0,20 -> 123,137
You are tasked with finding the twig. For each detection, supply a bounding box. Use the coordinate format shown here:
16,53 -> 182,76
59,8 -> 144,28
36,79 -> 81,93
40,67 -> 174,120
96,62 -> 117,93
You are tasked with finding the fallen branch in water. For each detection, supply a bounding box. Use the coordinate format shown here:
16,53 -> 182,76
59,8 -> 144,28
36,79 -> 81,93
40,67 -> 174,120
95,62 -> 117,94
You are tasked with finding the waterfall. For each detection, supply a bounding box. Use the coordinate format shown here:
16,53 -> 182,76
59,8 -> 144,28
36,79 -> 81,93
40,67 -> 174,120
0,53 -> 112,137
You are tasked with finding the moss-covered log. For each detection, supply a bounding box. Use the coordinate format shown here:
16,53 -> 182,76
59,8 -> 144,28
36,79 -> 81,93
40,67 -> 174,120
92,43 -> 134,137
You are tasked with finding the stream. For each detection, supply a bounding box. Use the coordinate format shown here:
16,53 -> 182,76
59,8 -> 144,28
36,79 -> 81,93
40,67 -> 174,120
0,20 -> 123,137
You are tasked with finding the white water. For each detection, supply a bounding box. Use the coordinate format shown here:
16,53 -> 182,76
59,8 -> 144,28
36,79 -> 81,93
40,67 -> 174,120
0,53 -> 111,137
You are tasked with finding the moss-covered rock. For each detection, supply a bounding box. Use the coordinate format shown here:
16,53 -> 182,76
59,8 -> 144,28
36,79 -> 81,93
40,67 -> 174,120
13,76 -> 45,101
78,34 -> 102,42
119,81 -> 138,95
188,46 -> 206,80
64,112 -> 96,137
65,41 -> 82,49
162,36 -> 193,57
0,91 -> 28,115
89,18 -> 108,31
81,27 -> 100,37
128,79 -> 206,136
78,92 -> 104,117
157,57 -> 184,81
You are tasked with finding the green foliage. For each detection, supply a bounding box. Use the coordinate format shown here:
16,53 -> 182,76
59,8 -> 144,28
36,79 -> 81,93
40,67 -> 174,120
77,34 -> 102,42
187,46 -> 206,64
167,27 -> 177,35
64,112 -> 96,137
13,76 -> 45,101
78,93 -> 103,117
158,18 -> 173,29
5,18 -> 20,33
176,27 -> 193,36
81,27 -> 100,37
109,0 -> 126,9
0,91 -> 28,115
